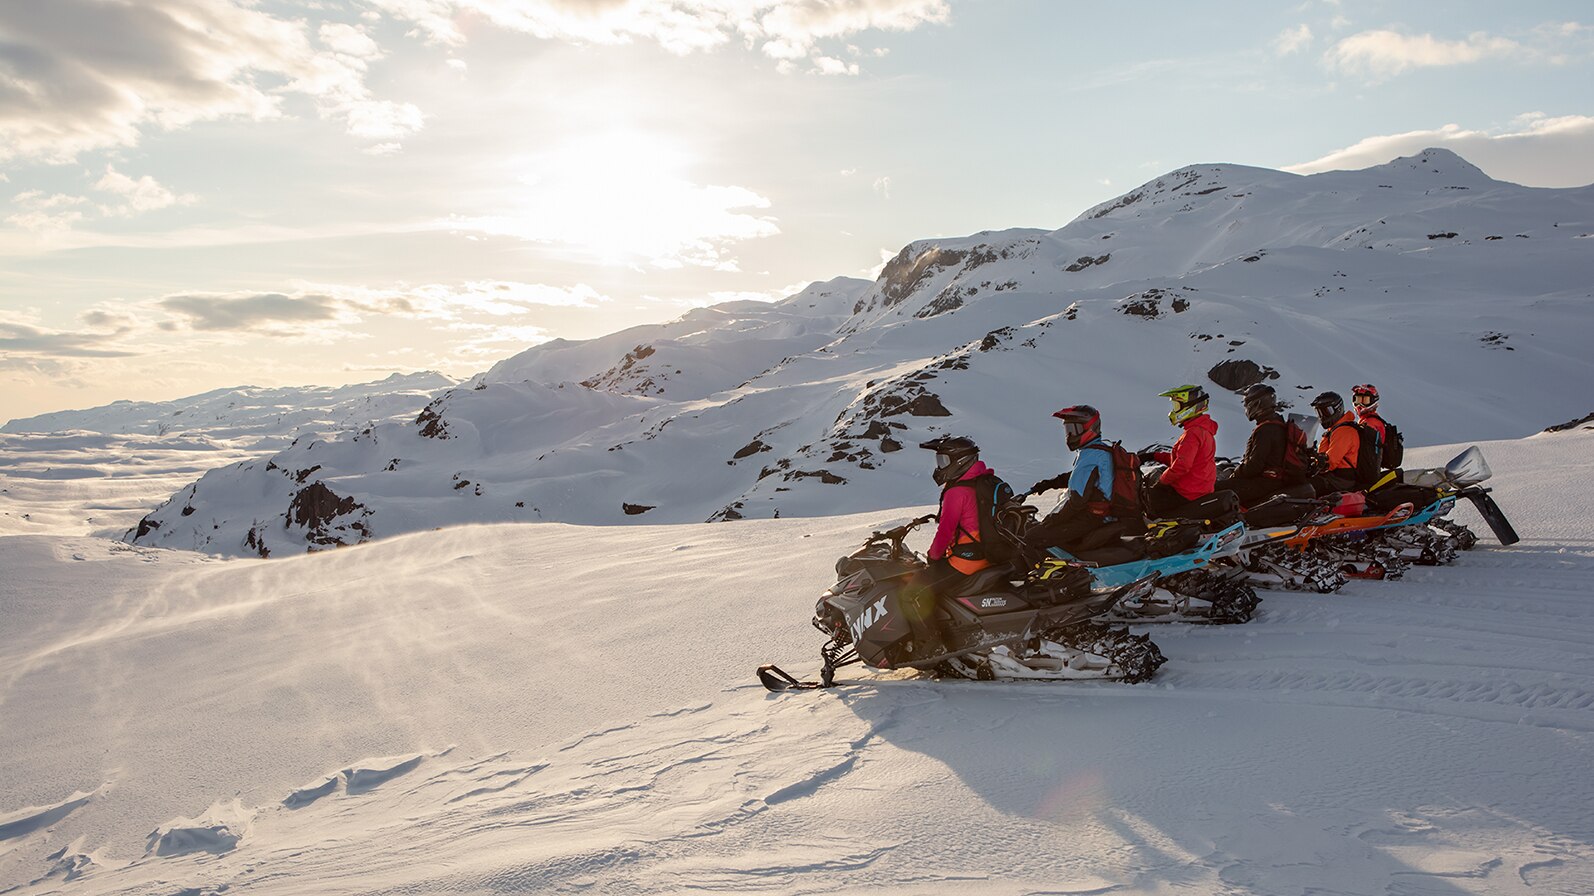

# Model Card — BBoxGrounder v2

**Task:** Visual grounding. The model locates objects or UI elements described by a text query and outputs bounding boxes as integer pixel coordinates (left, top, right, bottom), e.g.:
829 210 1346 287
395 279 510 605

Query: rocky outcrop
1207 359 1280 393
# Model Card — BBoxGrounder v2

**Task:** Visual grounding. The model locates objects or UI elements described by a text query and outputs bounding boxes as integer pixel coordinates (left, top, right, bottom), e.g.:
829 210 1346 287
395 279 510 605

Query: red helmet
1352 383 1379 414
1053 404 1100 451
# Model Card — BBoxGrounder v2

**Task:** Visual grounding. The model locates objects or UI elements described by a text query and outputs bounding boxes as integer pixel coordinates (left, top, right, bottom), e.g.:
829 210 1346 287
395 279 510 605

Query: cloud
872 175 891 198
94 166 197 217
1274 24 1313 56
1326 29 1519 77
366 0 949 73
1286 114 1594 187
5 190 89 233
0 316 141 359
0 1 419 163
159 292 353 335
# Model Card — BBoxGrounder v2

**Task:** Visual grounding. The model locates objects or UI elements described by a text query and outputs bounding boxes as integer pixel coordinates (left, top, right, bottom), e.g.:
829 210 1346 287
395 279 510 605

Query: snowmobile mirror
1444 446 1492 486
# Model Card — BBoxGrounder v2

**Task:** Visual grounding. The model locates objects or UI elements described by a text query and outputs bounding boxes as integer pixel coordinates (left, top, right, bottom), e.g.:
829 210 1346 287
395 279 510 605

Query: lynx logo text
849 597 889 643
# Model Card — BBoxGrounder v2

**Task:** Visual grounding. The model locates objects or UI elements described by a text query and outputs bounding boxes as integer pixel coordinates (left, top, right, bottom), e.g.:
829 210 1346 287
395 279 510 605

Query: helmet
1052 404 1101 451
1311 391 1345 427
1159 384 1209 426
919 435 979 486
1352 383 1379 415
1241 383 1278 422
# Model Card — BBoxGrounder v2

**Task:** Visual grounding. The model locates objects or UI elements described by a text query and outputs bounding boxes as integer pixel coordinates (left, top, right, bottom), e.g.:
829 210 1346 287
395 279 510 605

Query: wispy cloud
1273 24 1313 56
94 166 197 217
1326 29 1519 78
364 0 949 74
1286 114 1594 187
0 1 420 163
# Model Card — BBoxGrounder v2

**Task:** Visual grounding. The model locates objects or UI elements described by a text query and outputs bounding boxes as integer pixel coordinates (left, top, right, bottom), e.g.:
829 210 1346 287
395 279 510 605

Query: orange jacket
1318 412 1361 472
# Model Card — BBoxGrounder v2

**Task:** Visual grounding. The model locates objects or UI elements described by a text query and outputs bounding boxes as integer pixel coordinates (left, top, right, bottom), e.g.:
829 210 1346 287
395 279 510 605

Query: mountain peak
1360 147 1494 184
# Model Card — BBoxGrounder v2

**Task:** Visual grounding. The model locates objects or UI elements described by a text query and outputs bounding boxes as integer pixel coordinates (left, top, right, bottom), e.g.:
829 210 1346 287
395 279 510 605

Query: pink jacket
929 460 991 560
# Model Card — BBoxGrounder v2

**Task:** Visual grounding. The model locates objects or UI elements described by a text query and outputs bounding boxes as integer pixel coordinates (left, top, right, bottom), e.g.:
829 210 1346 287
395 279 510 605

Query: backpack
1380 420 1404 469
1082 441 1144 525
950 473 1019 564
1260 418 1313 483
1330 420 1383 487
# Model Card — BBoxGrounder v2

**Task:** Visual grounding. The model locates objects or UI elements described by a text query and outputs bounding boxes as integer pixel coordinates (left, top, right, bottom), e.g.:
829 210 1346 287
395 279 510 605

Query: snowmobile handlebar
863 514 938 557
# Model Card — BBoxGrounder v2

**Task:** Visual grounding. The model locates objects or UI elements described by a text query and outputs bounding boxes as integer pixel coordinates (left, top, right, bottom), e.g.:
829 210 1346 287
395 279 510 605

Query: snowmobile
1223 495 1350 593
1025 514 1261 624
757 514 1167 692
1361 445 1519 560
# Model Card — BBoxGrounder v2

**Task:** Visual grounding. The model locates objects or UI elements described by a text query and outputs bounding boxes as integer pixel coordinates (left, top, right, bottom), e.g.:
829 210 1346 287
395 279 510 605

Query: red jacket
1153 413 1217 500
929 461 991 573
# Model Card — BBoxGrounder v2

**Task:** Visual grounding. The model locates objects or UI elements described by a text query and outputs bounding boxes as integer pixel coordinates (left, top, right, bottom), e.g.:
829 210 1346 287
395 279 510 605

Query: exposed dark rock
1171 296 1190 313
134 516 160 539
1427 232 1458 240
416 400 450 439
880 437 903 453
1545 411 1594 433
622 503 656 515
789 469 848 485
294 465 322 483
732 439 770 460
878 246 967 308
244 524 270 559
1207 359 1280 392
1480 331 1513 350
901 393 951 417
1064 253 1111 272
286 481 366 547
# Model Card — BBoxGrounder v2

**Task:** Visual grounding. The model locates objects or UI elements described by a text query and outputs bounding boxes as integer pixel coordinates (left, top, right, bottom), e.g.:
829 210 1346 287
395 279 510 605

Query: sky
2 0 1592 423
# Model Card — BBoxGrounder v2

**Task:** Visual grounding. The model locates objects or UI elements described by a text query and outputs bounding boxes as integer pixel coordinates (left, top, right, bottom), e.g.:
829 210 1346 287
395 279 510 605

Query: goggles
1064 421 1089 441
935 453 953 469
1352 393 1376 407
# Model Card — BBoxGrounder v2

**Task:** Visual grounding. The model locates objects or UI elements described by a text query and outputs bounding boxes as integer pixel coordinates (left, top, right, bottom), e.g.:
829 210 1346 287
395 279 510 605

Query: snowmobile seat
945 564 1020 598
1243 494 1325 528
1147 490 1240 531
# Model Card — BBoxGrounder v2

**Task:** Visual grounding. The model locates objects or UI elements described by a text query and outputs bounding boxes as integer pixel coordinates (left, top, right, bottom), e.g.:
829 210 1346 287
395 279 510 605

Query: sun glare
468 130 777 268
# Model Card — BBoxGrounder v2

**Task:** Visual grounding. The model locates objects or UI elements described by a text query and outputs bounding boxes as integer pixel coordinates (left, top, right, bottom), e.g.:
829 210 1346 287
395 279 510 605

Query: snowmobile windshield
1444 446 1492 486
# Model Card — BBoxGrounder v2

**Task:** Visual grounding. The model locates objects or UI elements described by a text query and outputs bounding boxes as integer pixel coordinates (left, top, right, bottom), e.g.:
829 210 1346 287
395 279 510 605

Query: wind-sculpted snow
3 433 1594 892
127 148 1594 555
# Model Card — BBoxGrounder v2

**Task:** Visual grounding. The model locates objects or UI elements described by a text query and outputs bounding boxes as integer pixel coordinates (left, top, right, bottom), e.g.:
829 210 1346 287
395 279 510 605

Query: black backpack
1081 441 1144 525
1331 420 1383 487
950 472 1019 564
1381 420 1404 469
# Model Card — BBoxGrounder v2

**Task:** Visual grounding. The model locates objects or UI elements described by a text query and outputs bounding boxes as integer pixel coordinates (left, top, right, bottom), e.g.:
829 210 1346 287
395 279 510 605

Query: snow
2 430 1593 894
99 149 1594 557
3 147 1593 893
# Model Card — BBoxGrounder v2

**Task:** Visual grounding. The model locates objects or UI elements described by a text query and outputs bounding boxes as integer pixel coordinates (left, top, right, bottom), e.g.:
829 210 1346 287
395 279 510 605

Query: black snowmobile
758 514 1166 692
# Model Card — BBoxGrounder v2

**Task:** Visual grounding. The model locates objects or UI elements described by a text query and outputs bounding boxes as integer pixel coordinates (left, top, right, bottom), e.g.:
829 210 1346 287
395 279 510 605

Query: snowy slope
2 431 1592 894
126 149 1594 556
2 371 456 443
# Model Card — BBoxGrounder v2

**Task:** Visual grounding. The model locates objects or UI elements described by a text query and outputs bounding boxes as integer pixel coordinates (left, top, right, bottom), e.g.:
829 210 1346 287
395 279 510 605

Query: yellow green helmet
1159 384 1209 425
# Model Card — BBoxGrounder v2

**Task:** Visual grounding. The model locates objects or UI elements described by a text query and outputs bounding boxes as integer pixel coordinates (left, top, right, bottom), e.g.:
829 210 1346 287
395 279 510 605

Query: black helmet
1242 383 1278 421
1052 404 1101 451
920 435 979 486
1311 391 1345 427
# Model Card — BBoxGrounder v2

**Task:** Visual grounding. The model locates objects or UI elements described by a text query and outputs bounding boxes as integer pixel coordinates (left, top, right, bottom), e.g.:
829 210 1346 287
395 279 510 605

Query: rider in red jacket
1145 385 1218 519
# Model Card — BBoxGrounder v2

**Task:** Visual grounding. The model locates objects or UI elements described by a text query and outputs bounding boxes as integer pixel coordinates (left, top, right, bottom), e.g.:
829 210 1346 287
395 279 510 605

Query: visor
935 453 953 469
1352 393 1376 407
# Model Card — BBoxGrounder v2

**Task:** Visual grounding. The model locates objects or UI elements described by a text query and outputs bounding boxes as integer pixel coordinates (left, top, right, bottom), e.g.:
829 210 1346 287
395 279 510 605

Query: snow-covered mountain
128 149 1594 557
3 371 457 445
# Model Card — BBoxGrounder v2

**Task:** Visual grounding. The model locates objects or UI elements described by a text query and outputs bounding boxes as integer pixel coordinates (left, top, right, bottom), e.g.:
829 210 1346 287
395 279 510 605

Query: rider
1310 390 1363 495
1218 383 1309 506
902 436 995 658
1352 383 1387 444
1143 385 1218 519
1026 405 1142 553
